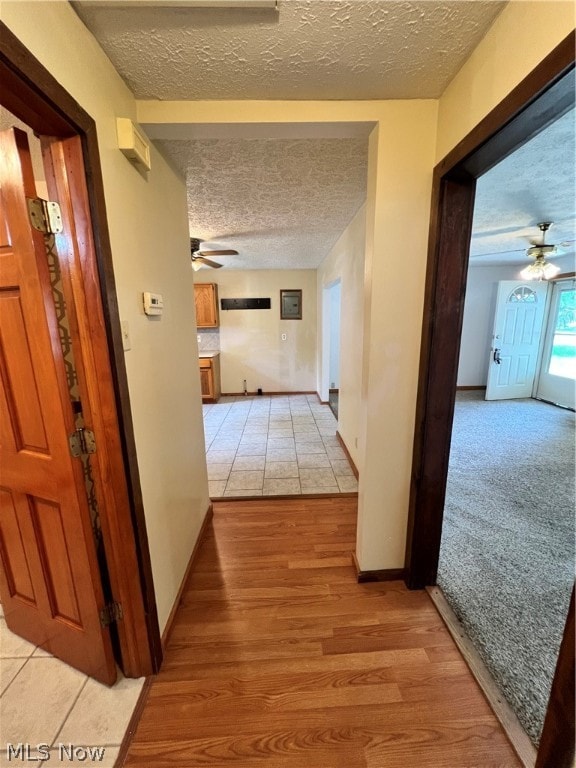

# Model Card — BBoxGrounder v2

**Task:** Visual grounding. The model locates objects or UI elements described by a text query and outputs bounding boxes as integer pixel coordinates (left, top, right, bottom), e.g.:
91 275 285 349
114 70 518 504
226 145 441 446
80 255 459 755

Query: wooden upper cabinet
194 283 219 328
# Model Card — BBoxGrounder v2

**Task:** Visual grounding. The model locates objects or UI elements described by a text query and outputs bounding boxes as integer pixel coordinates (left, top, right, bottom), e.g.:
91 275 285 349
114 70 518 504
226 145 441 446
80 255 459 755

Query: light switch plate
120 320 131 351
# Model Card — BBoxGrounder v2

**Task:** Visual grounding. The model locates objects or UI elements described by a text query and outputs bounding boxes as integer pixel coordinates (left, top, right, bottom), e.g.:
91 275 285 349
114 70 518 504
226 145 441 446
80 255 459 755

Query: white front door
535 278 576 409
485 281 548 401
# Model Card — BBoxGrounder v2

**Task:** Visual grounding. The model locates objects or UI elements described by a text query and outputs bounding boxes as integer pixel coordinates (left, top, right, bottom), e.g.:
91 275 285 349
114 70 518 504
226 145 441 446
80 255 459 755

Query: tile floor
203 394 359 498
0 605 143 767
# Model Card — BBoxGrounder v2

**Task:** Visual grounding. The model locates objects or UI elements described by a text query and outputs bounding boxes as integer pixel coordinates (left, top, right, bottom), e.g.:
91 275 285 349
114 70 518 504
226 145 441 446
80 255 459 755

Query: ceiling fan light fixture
520 256 560 281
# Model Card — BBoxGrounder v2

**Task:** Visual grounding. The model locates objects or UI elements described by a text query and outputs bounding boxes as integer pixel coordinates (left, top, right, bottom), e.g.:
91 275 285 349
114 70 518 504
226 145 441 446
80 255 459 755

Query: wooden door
0 128 117 685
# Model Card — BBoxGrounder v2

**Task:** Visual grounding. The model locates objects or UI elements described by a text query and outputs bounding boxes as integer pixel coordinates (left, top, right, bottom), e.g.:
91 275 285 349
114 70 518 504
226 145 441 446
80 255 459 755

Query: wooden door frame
405 30 575 768
0 22 162 676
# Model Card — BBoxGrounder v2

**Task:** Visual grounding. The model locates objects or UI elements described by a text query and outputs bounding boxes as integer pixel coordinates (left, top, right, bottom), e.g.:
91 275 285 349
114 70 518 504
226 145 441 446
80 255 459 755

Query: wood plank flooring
122 498 521 767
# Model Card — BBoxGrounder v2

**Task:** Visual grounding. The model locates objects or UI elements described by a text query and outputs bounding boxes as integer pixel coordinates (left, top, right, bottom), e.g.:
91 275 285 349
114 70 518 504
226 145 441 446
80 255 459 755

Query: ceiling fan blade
193 255 223 269
197 249 238 256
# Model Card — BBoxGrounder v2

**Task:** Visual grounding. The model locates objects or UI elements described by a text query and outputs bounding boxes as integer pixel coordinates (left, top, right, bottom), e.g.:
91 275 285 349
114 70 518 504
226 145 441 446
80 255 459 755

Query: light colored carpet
437 391 575 746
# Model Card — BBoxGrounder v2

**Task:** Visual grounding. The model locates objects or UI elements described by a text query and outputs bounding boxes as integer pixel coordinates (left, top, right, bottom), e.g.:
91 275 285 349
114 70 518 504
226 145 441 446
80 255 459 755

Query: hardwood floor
122 498 521 767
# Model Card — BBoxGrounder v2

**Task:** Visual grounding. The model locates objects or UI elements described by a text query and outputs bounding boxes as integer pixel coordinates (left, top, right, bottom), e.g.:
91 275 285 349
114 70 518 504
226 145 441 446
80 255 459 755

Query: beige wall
1 0 210 633
142 99 439 571
317 205 366 469
436 0 575 161
195 270 317 393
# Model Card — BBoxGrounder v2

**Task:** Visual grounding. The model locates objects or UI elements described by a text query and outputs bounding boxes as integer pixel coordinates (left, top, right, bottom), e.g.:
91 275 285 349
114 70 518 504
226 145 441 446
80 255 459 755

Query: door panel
0 127 116 684
486 281 548 400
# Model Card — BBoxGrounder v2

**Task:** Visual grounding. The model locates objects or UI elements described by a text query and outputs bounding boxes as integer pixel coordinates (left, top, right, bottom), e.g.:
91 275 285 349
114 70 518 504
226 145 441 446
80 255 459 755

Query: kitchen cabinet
199 354 221 403
194 283 219 328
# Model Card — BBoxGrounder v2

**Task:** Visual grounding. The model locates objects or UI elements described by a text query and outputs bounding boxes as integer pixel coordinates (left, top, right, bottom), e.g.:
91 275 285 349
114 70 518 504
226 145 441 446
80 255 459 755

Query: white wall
317 205 366 469
195 270 317 393
2 0 210 633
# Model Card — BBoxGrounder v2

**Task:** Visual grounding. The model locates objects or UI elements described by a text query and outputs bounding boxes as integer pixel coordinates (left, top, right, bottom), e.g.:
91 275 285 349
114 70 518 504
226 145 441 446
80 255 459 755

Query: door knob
493 348 502 364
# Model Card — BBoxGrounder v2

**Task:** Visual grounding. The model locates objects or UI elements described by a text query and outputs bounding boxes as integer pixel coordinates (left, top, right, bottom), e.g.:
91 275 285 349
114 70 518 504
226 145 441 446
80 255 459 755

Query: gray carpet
437 391 575 746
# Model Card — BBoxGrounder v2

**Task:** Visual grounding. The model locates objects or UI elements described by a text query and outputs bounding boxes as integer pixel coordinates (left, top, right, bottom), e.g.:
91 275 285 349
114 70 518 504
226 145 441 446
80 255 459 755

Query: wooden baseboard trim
116 675 153 767
456 385 487 391
352 552 406 583
427 586 537 768
222 390 317 397
336 431 359 480
211 492 358 502
160 503 213 651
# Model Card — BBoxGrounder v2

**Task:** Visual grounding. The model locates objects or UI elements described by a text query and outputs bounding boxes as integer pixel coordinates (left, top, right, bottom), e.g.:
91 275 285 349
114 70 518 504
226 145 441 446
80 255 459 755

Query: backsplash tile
198 329 220 352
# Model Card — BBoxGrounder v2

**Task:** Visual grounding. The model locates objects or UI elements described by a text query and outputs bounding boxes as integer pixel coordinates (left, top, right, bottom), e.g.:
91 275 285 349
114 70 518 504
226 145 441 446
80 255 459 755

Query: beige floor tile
206 450 237 463
264 461 299 479
207 463 232 480
325 446 347 460
293 424 320 434
295 443 328 455
39 745 119 767
223 489 263 497
33 646 53 657
208 480 227 497
331 459 355 476
337 475 359 492
0 657 25 696
262 479 301 495
267 427 294 438
236 444 268 456
267 437 295 450
297 453 332 469
299 468 338 488
226 471 264 491
266 449 297 462
0 658 86 745
0 619 36 658
57 673 144 746
232 456 266 471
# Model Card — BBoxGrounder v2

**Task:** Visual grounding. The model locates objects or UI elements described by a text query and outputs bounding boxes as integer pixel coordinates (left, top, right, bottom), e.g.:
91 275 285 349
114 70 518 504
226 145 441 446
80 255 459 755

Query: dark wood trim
210 492 358 501
535 587 575 768
0 21 161 674
336 431 359 480
405 31 575 768
406 34 575 590
553 272 576 280
456 385 487 391
352 553 406 584
115 676 153 768
161 504 213 651
428 587 536 768
437 31 575 176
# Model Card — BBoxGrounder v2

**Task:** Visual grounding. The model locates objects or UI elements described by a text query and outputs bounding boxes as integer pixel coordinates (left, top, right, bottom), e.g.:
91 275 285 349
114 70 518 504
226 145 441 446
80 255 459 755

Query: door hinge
99 601 123 627
69 427 97 457
27 197 63 235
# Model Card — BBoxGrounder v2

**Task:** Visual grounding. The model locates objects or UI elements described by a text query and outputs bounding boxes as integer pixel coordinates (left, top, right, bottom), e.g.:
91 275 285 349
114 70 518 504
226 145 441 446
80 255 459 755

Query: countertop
199 351 220 358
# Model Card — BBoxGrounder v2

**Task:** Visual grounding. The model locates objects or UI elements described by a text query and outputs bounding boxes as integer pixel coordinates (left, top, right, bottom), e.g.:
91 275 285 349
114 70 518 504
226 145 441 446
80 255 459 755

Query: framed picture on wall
280 289 302 319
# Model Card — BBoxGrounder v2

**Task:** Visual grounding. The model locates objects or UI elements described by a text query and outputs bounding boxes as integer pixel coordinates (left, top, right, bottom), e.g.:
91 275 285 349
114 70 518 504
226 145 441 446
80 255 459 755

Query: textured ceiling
72 0 506 101
158 136 368 268
470 107 576 267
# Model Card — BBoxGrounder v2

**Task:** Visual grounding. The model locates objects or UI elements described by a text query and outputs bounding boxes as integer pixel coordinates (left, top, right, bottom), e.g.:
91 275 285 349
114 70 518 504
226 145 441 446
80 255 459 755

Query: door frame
0 22 162 676
405 30 575 767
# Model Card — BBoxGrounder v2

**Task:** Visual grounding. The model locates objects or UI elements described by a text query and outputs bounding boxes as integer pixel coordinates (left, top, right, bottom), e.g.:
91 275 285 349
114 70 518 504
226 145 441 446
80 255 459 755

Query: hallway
203 395 358 498
122 497 520 767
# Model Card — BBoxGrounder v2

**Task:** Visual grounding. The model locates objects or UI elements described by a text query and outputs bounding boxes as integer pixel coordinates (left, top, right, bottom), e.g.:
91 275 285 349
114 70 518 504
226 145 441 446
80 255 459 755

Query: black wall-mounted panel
221 298 271 310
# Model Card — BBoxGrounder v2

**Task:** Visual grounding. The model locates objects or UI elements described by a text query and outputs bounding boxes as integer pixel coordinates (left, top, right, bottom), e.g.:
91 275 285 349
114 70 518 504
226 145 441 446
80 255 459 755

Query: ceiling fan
190 238 238 270
521 222 562 280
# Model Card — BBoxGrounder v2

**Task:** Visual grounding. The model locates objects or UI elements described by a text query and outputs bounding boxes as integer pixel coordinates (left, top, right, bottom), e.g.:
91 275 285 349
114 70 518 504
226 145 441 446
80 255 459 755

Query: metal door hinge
27 197 63 234
100 601 123 627
69 427 96 457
